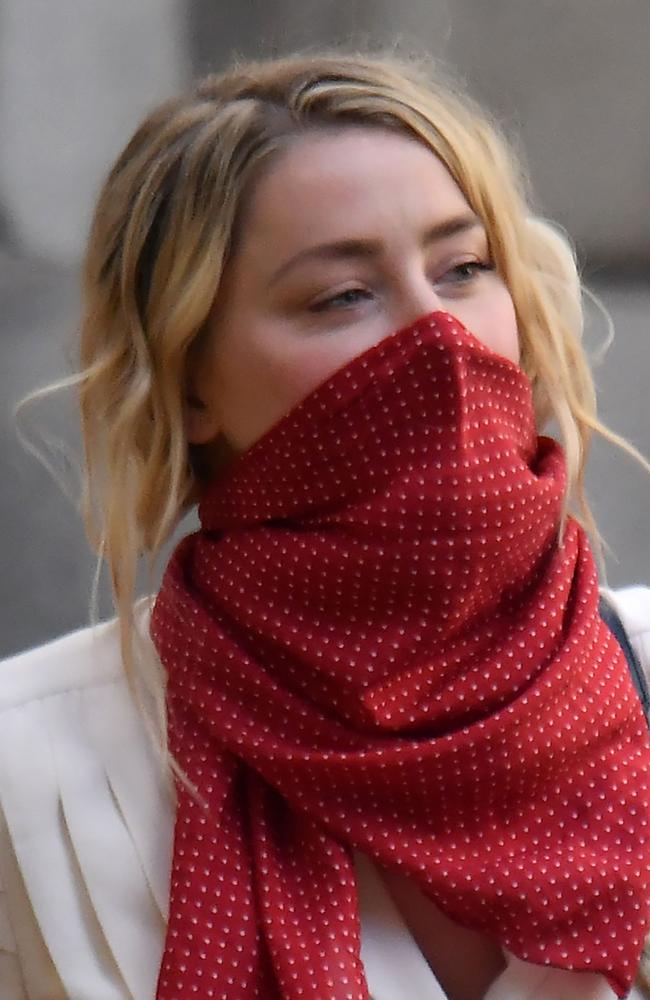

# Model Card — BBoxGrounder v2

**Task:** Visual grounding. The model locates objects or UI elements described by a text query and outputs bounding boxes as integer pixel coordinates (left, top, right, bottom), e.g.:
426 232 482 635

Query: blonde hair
17 50 650 790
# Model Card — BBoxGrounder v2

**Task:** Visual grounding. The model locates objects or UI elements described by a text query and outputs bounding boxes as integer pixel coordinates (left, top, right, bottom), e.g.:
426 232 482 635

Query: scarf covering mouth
151 310 650 998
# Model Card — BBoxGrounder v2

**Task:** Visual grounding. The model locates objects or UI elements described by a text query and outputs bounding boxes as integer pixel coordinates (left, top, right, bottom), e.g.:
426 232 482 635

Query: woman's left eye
441 261 493 284
309 288 372 312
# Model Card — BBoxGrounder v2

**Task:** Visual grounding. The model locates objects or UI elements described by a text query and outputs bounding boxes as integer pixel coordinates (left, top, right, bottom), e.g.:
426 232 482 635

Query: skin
185 126 514 997
186 126 519 457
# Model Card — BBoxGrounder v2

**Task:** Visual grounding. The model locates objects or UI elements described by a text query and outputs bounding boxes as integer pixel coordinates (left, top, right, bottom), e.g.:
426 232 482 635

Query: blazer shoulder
0 596 153 712
601 584 650 679
602 584 650 638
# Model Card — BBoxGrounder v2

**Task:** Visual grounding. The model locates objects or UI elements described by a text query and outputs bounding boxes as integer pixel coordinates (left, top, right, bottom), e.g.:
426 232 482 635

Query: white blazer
0 586 649 1000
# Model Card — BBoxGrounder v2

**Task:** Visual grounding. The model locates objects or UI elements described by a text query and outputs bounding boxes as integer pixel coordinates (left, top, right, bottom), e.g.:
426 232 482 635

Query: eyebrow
267 213 485 287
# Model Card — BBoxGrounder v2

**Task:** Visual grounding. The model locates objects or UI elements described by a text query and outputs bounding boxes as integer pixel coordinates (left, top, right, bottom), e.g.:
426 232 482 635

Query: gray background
1 1 649 657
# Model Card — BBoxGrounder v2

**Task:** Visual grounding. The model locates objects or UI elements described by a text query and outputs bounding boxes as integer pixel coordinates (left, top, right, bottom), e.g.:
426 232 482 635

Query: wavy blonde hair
18 50 650 790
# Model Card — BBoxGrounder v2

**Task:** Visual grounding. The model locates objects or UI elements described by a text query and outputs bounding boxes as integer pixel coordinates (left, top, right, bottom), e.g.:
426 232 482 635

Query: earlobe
185 395 221 445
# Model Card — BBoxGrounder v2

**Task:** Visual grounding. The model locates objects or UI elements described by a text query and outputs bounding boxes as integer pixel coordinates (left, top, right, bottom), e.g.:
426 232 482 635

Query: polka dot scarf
151 311 650 998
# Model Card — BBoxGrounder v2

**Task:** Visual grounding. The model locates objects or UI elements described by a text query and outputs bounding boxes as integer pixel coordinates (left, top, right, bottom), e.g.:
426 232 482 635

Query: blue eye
310 288 372 312
443 261 493 283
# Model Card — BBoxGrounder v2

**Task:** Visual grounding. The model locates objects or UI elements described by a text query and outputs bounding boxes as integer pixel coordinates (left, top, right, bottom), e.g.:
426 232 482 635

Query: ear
185 392 221 445
185 331 223 445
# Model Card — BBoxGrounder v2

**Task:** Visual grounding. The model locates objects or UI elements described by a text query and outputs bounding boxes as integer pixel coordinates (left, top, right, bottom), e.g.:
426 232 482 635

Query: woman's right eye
309 288 372 312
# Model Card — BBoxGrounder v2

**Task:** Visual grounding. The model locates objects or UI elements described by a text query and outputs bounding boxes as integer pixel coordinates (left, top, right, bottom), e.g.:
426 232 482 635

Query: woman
2 49 650 1000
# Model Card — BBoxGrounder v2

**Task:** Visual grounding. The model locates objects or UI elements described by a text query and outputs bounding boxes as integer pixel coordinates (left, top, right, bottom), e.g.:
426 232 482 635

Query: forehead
237 127 472 255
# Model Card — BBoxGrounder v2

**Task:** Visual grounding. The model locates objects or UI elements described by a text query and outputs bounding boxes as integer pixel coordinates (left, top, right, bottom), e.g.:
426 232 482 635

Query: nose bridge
393 262 443 329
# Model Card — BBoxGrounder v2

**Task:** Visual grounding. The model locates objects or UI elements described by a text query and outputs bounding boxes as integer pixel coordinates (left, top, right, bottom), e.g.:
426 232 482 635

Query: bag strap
599 593 650 728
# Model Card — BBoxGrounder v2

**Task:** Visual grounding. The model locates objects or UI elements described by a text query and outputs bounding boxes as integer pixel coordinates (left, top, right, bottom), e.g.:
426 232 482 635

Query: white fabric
0 586 648 999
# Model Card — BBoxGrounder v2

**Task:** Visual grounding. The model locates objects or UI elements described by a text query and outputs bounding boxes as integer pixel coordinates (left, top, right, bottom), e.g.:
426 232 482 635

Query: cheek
470 288 520 366
262 338 364 407
221 323 366 430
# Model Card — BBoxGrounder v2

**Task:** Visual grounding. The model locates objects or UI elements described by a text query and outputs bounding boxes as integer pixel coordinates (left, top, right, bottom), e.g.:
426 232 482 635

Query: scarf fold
152 310 650 999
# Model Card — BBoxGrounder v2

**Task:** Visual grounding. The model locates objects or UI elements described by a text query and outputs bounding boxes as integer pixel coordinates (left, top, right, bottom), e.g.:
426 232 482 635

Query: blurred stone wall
0 0 189 261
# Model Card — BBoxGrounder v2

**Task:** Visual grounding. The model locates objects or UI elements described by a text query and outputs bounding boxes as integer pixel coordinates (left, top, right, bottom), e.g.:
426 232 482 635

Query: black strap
599 594 650 728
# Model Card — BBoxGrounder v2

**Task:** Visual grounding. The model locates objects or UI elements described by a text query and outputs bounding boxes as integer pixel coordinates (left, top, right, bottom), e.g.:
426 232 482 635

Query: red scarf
152 310 650 998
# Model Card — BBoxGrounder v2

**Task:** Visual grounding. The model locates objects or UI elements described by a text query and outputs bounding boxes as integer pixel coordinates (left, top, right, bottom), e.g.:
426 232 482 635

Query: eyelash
309 261 494 312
